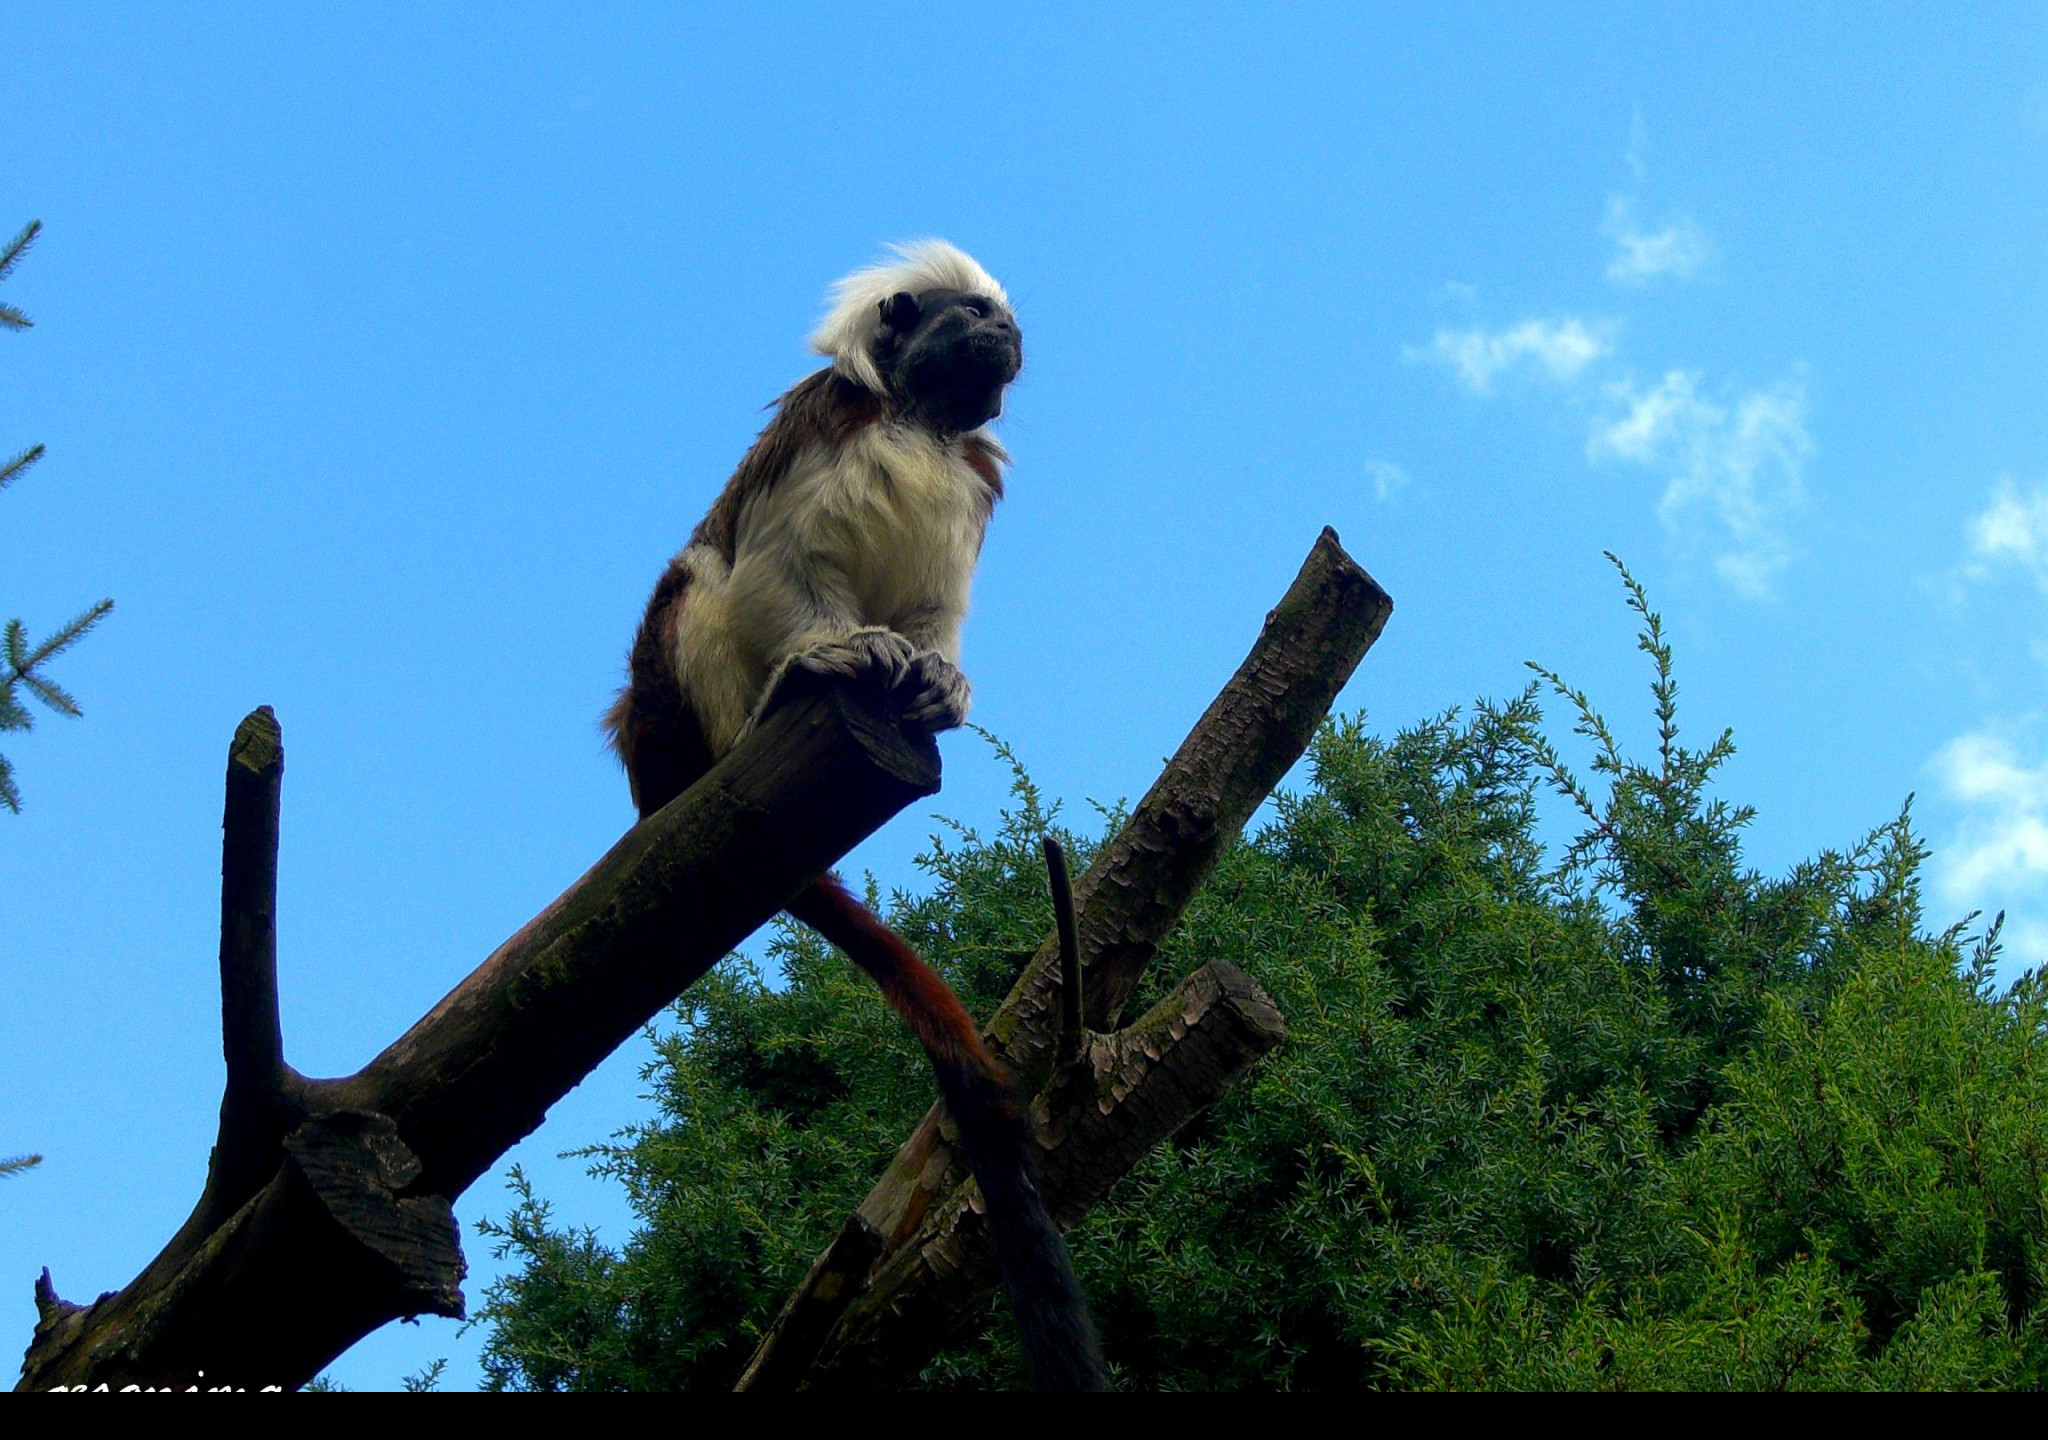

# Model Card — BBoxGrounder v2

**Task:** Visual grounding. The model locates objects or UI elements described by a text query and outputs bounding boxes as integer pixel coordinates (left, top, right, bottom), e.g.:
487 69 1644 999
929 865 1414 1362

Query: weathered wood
21 527 1391 1393
18 672 941 1392
212 707 300 1217
219 707 287 1113
335 668 943 1199
733 1213 888 1392
1046 837 1083 1068
992 527 1389 1068
32 710 329 1388
778 960 1288 1390
740 528 1390 1387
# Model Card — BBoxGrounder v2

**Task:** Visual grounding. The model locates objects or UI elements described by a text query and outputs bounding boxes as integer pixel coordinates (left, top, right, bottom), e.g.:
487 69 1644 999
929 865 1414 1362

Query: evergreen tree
1 218 113 813
478 567 2048 1391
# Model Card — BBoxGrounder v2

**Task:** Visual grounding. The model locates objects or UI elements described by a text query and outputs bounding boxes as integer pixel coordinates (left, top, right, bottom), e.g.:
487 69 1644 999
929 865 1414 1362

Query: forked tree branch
738 528 1392 1389
18 671 943 1392
19 528 1391 1393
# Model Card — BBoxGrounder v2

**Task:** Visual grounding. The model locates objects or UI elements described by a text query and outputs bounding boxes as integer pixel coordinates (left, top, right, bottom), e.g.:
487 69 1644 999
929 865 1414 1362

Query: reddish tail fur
785 873 1108 1391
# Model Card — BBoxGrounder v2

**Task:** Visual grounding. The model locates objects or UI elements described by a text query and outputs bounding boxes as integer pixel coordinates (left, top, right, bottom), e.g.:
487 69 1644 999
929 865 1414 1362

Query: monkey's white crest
810 240 1012 396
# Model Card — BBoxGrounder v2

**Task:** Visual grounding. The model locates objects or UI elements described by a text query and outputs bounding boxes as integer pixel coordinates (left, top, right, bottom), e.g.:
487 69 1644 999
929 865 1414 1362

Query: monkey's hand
902 650 972 731
788 626 917 687
751 628 968 738
748 626 919 738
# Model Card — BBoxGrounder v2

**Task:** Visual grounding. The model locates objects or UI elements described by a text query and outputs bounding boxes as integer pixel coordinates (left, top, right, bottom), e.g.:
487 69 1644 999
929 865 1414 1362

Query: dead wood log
737 528 1391 1389
793 961 1287 1390
18 671 941 1392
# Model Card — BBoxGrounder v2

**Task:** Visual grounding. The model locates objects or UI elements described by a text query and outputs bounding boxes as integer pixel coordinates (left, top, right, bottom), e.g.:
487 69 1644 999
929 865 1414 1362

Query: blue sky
4 4 2045 1390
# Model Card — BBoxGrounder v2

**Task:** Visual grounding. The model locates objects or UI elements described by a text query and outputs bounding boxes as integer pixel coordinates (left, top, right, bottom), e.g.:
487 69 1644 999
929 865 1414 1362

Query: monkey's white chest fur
676 424 992 755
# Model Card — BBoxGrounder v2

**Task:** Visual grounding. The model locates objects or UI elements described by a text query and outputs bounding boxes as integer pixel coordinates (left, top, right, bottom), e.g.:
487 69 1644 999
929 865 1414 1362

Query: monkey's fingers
901 652 972 731
792 626 917 687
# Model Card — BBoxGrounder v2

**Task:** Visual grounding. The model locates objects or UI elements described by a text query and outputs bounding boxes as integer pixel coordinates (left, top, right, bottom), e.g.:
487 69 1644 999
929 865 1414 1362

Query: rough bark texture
18 672 941 1392
737 528 1392 1389
782 961 1288 1390
19 527 1392 1394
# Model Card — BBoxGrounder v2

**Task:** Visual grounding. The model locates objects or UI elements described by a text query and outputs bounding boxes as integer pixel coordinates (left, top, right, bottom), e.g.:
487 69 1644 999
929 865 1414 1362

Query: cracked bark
19 528 1391 1393
737 529 1392 1389
18 672 941 1392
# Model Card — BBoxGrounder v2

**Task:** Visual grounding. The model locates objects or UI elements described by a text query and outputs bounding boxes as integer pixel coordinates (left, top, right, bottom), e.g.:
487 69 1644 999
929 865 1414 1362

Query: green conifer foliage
2 219 113 812
479 572 2048 1391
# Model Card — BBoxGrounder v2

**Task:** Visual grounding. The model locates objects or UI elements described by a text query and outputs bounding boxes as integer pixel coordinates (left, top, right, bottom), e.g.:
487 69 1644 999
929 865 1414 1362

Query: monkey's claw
902 651 972 731
792 626 917 687
759 629 968 734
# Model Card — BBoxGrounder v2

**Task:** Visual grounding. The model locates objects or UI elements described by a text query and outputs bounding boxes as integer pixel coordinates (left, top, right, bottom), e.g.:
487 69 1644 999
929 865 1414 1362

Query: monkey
605 242 1107 1391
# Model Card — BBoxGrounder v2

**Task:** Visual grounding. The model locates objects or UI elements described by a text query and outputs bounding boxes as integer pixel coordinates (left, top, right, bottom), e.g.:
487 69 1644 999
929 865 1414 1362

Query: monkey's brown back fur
605 252 1106 1387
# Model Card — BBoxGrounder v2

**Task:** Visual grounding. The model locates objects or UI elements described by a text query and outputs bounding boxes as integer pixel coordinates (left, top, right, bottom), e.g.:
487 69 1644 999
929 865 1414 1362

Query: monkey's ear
879 291 920 335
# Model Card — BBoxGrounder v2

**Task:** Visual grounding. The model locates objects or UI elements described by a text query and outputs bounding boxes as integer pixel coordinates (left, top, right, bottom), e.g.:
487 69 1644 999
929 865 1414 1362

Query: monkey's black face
873 287 1022 435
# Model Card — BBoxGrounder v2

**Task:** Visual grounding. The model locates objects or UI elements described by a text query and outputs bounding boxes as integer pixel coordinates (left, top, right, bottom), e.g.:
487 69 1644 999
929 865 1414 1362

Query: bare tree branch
18 670 942 1392
17 527 1392 1393
739 527 1391 1389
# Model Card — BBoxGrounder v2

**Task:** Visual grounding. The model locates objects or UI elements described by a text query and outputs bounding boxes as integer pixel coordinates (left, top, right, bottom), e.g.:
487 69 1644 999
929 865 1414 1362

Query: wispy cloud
1588 370 1811 598
1603 197 1713 286
1932 726 2048 968
1960 476 2048 589
1405 318 1613 396
1364 459 1410 502
1402 131 1805 601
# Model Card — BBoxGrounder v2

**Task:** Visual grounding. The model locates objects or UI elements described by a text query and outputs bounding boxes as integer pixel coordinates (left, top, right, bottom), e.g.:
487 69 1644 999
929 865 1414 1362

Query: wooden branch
994 527 1390 1064
740 528 1391 1388
1045 837 1083 1068
220 708 285 1098
214 707 295 1205
18 672 941 1392
334 666 942 1200
740 959 1287 1390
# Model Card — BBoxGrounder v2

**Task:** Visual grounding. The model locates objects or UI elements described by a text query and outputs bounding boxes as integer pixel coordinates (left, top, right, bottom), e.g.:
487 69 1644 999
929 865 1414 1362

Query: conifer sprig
3 218 112 812
0 444 44 493
0 218 40 329
0 600 117 812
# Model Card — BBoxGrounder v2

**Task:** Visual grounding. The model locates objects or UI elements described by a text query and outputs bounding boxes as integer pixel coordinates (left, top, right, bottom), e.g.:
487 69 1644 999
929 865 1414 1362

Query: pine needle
1 217 106 814
19 669 78 717
0 444 44 492
21 599 113 670
0 219 39 284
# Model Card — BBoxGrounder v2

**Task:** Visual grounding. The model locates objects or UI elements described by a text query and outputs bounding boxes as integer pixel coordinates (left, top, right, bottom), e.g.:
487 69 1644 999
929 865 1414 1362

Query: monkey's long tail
786 873 1109 1392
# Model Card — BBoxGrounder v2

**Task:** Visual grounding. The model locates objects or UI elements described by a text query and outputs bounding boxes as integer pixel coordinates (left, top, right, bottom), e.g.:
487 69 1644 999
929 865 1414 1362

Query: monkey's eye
879 292 920 334
961 297 992 318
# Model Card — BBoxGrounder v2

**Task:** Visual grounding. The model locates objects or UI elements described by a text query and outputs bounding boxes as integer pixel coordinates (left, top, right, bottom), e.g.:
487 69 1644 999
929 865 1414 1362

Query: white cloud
1625 110 1650 181
1604 197 1713 286
1402 177 1804 601
1406 317 1613 396
1961 477 2048 588
1364 460 1410 502
1588 370 1811 599
1932 726 2048 969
